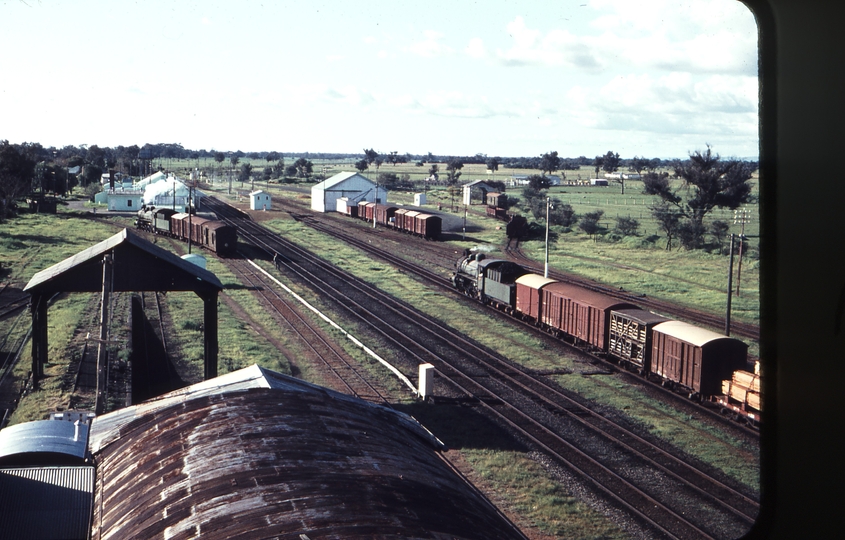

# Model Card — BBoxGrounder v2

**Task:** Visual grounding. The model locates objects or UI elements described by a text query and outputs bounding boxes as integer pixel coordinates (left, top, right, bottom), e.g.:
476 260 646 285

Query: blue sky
0 0 758 159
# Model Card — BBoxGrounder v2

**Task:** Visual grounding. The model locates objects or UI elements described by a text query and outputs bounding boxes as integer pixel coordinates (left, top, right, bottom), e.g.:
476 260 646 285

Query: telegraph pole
725 234 735 336
734 208 750 297
544 197 551 278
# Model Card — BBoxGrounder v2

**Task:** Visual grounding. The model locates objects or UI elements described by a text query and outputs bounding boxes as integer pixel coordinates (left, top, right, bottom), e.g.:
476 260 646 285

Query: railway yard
0 188 761 539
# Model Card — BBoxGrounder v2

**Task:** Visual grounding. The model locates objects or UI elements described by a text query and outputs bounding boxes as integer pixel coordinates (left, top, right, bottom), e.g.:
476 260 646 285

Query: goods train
452 251 761 424
135 206 237 256
335 200 442 240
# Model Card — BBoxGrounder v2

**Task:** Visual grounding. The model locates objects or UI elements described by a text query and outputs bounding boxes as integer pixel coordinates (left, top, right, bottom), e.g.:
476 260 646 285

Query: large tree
293 157 313 178
643 146 755 249
601 151 622 192
445 159 463 184
0 140 37 220
539 151 561 177
486 156 500 175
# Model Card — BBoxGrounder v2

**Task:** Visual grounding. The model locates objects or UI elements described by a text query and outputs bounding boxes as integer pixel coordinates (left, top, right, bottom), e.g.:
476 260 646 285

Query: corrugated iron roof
0 420 89 466
0 466 94 540
90 366 523 540
23 228 223 293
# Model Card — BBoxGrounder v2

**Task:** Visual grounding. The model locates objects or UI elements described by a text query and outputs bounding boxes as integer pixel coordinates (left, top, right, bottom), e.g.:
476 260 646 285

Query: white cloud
408 30 453 58
494 3 756 76
565 72 758 138
326 54 344 62
465 37 486 59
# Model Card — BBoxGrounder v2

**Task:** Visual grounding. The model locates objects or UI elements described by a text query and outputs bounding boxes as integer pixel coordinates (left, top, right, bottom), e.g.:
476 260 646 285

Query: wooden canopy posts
23 229 224 393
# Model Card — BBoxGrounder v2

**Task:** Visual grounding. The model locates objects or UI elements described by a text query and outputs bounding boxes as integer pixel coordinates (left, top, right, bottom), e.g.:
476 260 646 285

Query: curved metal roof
515 273 557 289
90 366 523 539
0 420 89 466
652 320 746 347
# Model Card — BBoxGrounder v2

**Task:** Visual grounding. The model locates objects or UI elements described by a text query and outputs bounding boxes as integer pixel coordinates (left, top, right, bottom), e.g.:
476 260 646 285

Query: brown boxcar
403 211 421 234
608 309 671 372
170 213 191 241
205 221 237 255
539 282 638 350
650 320 748 397
393 208 410 230
415 214 441 239
514 274 557 323
374 204 398 227
358 201 375 221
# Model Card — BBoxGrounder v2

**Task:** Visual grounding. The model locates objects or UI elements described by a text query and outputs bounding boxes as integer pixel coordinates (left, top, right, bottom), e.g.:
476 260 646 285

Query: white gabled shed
250 190 272 211
311 171 386 213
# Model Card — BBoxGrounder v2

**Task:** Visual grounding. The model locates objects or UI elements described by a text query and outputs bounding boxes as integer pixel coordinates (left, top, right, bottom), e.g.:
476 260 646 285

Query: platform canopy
24 228 223 295
23 228 223 384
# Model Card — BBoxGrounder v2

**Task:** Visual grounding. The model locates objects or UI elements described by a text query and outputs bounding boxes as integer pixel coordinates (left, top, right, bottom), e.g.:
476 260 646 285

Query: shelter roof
24 228 223 295
312 171 372 190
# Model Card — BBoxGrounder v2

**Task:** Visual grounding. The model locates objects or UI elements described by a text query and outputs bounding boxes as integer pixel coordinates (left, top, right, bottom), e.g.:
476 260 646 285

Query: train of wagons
335 199 442 240
135 206 238 256
452 251 762 424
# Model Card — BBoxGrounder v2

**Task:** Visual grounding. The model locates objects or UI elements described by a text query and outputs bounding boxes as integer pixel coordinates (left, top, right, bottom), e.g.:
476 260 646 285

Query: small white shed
250 190 272 211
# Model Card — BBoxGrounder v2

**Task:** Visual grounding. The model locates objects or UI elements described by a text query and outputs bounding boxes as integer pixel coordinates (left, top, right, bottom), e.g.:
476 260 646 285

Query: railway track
206 196 759 539
224 255 392 405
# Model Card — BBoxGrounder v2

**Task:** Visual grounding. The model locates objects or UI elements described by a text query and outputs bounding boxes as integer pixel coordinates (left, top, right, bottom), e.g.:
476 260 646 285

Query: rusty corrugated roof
91 367 523 539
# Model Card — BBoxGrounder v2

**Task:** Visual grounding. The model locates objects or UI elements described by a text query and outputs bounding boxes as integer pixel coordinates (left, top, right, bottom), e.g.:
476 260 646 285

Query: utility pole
725 234 735 336
96 254 113 415
734 208 750 297
544 197 551 278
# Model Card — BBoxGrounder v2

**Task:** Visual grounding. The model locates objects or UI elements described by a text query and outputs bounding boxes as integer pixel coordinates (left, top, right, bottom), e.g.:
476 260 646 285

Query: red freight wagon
650 320 748 397
170 213 191 241
374 204 398 227
358 202 376 222
540 282 638 350
403 211 421 234
393 208 410 230
205 220 237 255
415 214 441 239
514 274 557 323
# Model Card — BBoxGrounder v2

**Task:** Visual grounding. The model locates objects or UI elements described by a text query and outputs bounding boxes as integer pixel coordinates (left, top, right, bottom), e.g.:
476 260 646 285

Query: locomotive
452 251 760 422
135 205 237 256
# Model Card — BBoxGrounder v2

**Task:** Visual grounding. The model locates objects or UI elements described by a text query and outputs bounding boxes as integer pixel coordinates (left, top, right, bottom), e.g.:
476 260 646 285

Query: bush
615 216 640 236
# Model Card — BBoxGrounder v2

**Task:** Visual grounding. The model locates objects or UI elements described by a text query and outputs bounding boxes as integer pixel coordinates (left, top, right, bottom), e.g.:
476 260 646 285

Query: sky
0 0 759 160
